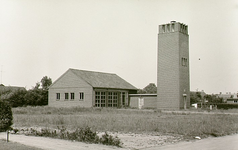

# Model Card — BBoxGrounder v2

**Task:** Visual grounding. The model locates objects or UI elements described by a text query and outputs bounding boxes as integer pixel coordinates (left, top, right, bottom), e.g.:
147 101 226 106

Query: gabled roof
70 68 137 90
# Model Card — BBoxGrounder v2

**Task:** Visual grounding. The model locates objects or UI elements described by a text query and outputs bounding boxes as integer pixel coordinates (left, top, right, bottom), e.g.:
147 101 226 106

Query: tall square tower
157 21 190 110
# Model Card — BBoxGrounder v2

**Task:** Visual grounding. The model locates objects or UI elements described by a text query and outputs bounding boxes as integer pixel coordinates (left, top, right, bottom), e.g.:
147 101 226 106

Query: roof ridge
69 68 116 75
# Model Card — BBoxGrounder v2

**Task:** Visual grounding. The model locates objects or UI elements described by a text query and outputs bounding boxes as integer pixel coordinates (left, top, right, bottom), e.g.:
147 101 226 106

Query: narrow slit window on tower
180 24 183 32
182 58 188 67
162 25 165 33
167 24 170 32
171 24 175 32
184 26 187 34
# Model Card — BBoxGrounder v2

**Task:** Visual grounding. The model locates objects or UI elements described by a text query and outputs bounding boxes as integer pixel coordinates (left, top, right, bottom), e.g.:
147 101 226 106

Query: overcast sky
0 0 238 94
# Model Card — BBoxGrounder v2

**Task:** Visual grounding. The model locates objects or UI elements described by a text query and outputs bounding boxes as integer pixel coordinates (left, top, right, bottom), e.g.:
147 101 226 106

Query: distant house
0 85 26 99
218 92 235 103
227 98 238 104
48 68 137 107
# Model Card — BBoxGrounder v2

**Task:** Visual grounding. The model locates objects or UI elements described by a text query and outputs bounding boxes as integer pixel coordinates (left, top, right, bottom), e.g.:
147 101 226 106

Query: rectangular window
121 92 125 106
95 91 106 107
71 93 75 100
101 92 106 107
113 92 118 107
56 93 60 100
182 57 188 67
95 92 100 107
108 92 113 107
79 92 84 100
65 93 69 100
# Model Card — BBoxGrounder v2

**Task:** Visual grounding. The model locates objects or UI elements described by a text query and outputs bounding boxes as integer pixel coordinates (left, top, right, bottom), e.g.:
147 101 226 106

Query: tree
190 91 202 104
24 76 52 106
41 76 52 90
137 89 146 94
7 89 27 107
143 83 157 94
137 83 157 94
0 100 13 131
204 94 223 103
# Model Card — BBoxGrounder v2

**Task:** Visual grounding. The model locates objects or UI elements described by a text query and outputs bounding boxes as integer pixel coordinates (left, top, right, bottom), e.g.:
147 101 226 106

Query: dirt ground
105 132 184 149
0 131 184 150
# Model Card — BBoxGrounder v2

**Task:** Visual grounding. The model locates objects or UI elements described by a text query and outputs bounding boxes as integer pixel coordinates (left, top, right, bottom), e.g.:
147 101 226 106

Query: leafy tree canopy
138 83 157 94
0 100 13 131
41 76 52 90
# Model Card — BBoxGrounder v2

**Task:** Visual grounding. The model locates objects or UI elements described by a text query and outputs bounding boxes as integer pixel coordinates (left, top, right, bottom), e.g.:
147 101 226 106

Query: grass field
12 106 238 138
0 139 43 150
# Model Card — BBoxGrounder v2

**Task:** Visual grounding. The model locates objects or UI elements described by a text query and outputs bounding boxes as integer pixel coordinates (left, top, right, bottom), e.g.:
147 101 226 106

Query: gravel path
0 132 127 150
0 132 183 150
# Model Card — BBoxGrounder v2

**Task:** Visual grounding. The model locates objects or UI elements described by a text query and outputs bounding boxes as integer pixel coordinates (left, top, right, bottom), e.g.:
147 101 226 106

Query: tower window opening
180 24 183 32
184 26 187 34
171 24 175 32
182 57 188 67
167 24 170 32
162 25 165 33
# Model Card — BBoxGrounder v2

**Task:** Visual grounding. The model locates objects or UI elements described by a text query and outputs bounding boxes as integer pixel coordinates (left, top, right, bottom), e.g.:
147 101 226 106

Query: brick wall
157 31 180 109
179 32 190 109
130 96 157 109
157 22 190 110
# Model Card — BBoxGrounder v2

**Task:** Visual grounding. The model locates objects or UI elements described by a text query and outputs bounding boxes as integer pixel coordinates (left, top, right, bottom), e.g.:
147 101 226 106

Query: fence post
6 130 10 142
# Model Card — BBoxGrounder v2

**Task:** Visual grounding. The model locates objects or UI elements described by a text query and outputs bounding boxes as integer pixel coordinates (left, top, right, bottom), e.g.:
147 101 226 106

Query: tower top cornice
159 21 188 35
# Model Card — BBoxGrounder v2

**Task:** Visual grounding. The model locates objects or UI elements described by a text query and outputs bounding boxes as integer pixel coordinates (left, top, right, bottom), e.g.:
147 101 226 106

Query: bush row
14 126 122 147
216 103 238 110
2 89 48 107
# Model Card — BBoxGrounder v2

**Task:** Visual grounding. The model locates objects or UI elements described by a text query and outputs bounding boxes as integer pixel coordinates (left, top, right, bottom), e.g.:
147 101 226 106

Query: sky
0 0 238 94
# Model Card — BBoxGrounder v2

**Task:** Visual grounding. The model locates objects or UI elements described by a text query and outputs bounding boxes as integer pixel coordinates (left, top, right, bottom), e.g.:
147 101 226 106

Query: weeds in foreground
18 126 122 147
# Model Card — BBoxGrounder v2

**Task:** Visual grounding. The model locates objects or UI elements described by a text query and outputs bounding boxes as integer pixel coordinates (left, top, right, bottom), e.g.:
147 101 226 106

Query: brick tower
157 21 190 110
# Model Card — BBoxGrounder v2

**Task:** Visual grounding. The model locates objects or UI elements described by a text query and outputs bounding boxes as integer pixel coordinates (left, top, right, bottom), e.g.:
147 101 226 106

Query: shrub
216 104 238 109
0 100 13 132
21 126 122 147
100 132 121 147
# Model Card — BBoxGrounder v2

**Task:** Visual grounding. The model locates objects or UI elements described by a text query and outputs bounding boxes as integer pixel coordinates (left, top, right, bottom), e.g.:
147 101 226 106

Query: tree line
0 76 52 107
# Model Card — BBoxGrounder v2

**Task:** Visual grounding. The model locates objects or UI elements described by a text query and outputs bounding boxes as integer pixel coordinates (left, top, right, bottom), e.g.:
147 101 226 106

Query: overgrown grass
12 106 238 138
0 139 43 150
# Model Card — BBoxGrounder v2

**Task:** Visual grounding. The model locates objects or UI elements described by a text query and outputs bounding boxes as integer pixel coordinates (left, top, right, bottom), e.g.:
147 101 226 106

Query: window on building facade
108 92 113 107
65 93 69 100
101 92 106 107
121 92 126 106
95 91 106 107
113 92 118 107
56 93 60 100
95 91 118 107
71 93 75 100
79 92 84 100
182 57 188 67
95 92 100 107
